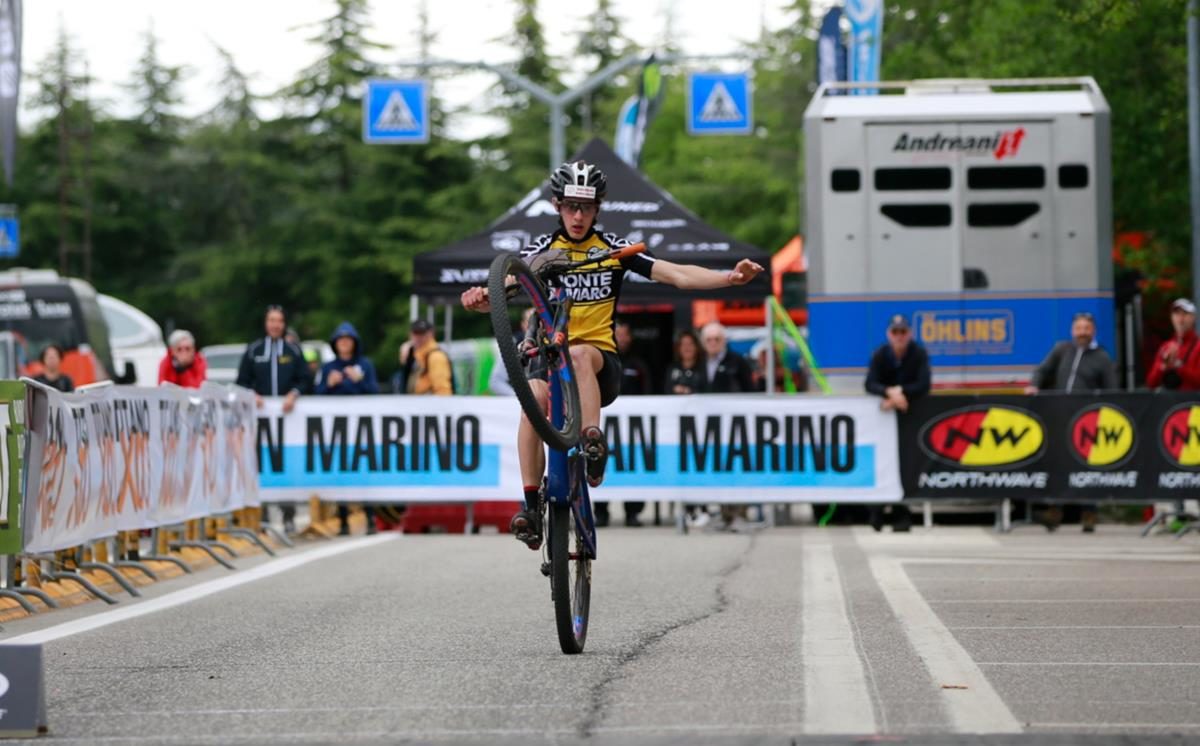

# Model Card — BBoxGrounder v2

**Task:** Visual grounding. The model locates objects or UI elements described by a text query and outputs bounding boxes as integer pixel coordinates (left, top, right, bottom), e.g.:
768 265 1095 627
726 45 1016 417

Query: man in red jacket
158 330 208 388
1147 298 1200 391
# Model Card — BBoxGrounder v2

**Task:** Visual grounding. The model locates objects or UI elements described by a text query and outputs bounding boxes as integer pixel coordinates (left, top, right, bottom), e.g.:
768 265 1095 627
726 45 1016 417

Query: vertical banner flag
817 6 848 93
0 0 19 185
846 0 883 95
614 54 664 167
614 96 640 166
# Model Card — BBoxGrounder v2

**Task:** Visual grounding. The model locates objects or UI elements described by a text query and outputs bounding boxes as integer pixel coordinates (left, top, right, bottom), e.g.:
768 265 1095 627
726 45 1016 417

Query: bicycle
487 241 646 654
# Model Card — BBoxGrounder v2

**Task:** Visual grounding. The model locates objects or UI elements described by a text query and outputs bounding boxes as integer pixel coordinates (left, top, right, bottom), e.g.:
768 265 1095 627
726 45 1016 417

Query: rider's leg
518 378 550 488
513 379 551 548
569 344 604 430
570 344 609 489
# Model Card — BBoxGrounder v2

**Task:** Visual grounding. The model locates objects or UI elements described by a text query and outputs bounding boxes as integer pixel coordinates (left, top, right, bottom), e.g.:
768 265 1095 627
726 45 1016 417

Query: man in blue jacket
317 321 379 535
238 305 312 534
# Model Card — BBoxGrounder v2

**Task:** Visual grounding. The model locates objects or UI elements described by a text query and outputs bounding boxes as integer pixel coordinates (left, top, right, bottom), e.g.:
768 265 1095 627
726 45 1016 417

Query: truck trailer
803 78 1112 391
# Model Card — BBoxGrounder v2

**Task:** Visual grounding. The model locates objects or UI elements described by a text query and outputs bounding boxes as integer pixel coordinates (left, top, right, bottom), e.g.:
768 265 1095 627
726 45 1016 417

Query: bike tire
488 253 582 451
549 502 590 654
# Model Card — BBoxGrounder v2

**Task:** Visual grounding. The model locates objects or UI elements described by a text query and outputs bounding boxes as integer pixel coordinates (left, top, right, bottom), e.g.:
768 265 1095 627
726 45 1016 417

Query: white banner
22 382 258 554
256 395 901 504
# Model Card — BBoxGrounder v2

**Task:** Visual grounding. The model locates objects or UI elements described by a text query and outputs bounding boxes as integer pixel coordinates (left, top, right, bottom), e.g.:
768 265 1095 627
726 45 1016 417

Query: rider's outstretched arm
649 258 764 290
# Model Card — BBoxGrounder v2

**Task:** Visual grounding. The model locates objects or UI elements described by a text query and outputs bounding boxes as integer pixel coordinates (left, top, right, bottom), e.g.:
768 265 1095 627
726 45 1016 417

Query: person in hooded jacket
316 321 379 535
316 322 379 396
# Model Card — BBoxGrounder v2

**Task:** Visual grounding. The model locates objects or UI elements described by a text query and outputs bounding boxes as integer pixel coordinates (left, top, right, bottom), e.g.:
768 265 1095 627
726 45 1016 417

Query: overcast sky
21 0 807 138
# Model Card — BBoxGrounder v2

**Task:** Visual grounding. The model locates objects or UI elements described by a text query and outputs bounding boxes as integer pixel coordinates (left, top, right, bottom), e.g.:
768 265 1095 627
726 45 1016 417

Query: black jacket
1032 341 1117 392
704 350 755 393
665 363 705 394
865 343 931 400
236 337 312 396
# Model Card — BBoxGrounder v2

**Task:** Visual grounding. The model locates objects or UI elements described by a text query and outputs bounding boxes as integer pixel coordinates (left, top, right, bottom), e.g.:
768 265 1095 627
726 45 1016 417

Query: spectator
665 330 705 395
158 330 207 388
237 305 311 534
1146 298 1200 391
489 308 536 396
615 321 651 396
33 344 74 393
1025 311 1116 533
303 347 321 382
1025 311 1117 394
698 321 756 530
667 330 709 527
400 319 453 395
700 321 755 393
599 320 651 528
864 314 931 532
317 321 379 536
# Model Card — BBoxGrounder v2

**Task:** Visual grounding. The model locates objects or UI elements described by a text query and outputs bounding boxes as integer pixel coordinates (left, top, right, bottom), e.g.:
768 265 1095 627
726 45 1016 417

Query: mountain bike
487 242 645 654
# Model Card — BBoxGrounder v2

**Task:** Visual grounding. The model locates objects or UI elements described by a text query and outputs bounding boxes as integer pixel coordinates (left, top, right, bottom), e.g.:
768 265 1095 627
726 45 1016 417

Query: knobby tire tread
487 254 581 451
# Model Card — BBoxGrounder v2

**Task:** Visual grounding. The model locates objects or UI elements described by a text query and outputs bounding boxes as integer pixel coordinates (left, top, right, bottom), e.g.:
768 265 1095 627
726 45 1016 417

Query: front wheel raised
487 253 581 451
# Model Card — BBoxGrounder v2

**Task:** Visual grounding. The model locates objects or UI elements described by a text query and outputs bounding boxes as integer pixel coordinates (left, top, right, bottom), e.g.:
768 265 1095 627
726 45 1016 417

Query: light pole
1190 0 1200 307
427 54 647 170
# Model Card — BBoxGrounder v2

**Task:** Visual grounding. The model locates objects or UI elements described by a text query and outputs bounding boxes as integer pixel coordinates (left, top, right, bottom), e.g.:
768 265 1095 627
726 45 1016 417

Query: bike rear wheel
549 502 590 654
488 253 581 451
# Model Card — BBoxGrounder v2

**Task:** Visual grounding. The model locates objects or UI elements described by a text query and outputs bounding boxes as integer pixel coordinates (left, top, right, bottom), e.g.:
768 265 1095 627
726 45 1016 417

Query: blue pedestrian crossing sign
0 215 17 258
363 79 429 144
686 72 753 135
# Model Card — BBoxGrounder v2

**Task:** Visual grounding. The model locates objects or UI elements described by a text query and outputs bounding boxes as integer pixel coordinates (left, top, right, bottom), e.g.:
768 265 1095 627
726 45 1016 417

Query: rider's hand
728 259 765 286
461 286 490 313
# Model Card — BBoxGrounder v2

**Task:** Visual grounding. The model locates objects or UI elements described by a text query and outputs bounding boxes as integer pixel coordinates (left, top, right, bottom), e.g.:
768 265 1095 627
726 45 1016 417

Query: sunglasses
560 200 598 215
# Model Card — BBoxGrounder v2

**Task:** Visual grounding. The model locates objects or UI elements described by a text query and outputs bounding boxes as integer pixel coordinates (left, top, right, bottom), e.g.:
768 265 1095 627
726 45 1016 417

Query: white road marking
951 625 1200 630
800 543 876 734
868 555 1022 734
851 526 1001 547
979 661 1200 667
1 534 398 645
932 598 1200 604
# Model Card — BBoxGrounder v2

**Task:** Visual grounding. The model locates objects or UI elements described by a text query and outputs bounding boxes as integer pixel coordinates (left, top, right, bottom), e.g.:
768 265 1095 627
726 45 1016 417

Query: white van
98 294 166 386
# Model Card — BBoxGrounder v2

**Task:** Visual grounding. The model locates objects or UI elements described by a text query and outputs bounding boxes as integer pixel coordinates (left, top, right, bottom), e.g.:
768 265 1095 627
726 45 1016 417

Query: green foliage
1 0 1192 377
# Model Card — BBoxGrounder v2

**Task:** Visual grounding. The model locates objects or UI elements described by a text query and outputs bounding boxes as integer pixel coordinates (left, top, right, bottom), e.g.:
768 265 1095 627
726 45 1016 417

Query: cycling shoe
510 509 543 550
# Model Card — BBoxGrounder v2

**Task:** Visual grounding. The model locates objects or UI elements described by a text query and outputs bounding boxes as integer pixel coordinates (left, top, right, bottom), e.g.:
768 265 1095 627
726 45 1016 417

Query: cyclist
460 160 764 548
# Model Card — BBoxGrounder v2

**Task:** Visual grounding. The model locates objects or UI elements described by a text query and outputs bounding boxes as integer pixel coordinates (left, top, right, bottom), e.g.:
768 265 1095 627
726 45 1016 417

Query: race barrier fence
4 383 1199 615
256 395 904 505
1 381 268 614
900 392 1200 500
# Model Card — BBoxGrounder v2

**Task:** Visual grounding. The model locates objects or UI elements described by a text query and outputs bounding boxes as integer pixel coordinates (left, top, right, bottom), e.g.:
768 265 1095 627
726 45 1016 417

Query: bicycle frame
522 277 598 561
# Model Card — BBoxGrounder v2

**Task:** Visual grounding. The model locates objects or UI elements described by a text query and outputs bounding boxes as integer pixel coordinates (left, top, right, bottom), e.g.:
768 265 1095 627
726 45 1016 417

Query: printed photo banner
900 392 1200 499
22 382 258 554
256 395 902 504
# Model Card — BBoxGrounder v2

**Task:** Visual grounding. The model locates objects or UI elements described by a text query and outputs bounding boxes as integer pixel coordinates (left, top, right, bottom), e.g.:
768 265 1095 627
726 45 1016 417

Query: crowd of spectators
26 295 1196 536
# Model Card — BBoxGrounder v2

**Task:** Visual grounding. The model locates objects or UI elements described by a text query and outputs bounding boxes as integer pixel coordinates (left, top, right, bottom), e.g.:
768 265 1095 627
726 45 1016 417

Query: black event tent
411 138 772 303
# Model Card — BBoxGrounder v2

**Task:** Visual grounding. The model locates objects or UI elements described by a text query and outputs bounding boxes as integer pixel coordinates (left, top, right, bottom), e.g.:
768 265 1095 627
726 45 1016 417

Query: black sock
523 485 540 511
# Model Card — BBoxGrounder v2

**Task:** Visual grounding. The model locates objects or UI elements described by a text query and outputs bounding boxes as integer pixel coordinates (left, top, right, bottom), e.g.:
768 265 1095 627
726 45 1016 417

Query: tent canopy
412 138 772 303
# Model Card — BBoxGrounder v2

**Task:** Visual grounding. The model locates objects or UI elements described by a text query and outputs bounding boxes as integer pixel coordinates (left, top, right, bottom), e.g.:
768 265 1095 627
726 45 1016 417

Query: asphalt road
2 521 1199 745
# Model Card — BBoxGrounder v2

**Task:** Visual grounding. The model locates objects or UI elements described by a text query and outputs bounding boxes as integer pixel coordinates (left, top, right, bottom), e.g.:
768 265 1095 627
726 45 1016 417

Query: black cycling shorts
527 347 622 408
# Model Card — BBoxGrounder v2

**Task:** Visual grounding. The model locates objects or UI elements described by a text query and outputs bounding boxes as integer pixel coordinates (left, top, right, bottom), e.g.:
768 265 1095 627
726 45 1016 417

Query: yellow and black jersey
520 228 657 353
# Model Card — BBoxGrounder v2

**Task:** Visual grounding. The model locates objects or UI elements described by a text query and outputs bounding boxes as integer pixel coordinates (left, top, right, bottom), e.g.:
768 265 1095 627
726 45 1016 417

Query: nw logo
920 406 1045 468
1070 405 1135 468
1160 404 1200 469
